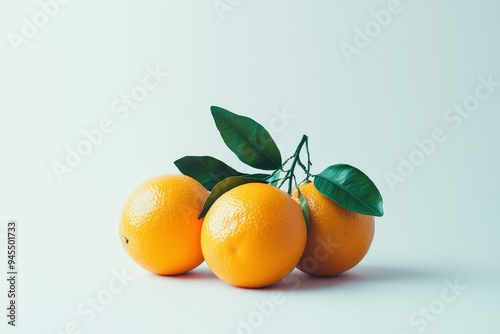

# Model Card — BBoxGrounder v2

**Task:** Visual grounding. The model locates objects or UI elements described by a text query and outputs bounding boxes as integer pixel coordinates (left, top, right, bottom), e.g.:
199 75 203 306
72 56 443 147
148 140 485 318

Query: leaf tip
210 105 222 115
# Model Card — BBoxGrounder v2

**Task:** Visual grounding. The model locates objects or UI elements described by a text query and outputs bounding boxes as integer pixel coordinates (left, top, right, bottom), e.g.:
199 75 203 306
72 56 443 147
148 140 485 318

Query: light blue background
1 1 499 333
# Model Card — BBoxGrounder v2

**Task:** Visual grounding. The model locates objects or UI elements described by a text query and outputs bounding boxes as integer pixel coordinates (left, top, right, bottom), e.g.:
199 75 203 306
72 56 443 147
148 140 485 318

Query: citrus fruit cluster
119 107 384 288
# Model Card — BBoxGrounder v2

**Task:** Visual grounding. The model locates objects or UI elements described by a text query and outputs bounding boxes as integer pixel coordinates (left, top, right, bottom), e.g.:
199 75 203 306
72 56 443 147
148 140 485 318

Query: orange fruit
119 174 209 275
201 183 307 288
293 182 374 276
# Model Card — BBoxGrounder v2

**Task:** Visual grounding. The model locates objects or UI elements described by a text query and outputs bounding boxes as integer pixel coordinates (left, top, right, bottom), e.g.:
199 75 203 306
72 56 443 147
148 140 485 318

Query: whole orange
201 183 307 288
119 174 209 275
293 182 374 276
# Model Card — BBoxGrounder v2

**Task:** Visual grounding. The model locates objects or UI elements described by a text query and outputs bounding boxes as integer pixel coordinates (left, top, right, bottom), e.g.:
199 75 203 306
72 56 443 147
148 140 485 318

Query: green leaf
313 164 384 217
243 173 273 181
198 176 268 219
210 106 282 170
296 185 310 233
174 156 243 191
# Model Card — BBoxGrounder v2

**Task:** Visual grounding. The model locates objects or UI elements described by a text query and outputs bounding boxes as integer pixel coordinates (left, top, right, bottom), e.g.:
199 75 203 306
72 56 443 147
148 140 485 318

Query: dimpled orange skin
293 182 374 277
201 183 307 288
119 175 209 275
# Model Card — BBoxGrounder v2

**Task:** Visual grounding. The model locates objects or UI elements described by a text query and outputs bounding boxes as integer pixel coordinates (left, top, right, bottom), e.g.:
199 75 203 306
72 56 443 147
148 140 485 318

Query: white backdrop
1 1 499 333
